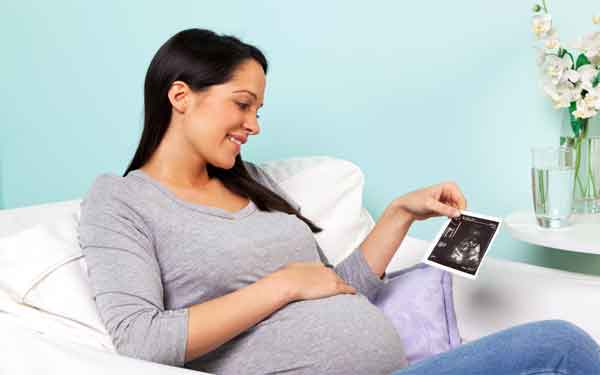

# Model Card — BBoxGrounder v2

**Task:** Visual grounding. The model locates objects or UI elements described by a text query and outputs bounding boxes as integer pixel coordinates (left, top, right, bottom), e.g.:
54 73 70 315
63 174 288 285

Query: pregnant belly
192 294 408 375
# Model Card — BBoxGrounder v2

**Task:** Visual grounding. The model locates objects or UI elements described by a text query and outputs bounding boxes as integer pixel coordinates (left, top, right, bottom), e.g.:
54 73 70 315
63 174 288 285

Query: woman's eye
236 102 250 110
237 102 261 119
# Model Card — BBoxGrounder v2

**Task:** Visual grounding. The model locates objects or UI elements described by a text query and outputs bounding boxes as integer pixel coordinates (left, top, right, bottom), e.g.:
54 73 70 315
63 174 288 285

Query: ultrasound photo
423 211 502 279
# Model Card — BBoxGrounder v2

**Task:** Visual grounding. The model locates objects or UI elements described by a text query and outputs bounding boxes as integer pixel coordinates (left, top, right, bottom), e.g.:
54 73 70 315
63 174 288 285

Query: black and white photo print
423 211 502 279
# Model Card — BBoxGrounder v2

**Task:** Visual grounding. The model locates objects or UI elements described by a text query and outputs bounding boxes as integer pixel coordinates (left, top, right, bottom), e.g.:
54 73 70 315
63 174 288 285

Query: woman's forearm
185 271 292 362
358 200 414 278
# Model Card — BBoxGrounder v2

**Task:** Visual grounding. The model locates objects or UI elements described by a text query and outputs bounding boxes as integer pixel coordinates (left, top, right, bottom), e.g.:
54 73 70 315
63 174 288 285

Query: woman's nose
244 114 260 135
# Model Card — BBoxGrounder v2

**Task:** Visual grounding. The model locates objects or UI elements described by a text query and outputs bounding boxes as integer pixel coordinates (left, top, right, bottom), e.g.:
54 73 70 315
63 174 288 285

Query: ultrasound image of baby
424 211 502 279
449 228 482 272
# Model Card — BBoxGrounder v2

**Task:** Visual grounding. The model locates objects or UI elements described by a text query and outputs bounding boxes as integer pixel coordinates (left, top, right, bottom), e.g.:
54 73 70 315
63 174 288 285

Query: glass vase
560 112 600 214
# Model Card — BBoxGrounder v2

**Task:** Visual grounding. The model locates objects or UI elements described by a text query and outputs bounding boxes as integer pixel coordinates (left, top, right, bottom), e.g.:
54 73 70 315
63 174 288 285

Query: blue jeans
391 320 600 375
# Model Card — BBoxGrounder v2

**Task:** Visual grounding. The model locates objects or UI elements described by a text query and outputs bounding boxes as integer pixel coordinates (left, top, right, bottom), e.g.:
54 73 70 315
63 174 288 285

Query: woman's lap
390 320 600 375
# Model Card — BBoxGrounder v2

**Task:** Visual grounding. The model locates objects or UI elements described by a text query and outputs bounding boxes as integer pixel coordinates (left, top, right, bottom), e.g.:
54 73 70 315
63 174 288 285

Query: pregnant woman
78 29 600 374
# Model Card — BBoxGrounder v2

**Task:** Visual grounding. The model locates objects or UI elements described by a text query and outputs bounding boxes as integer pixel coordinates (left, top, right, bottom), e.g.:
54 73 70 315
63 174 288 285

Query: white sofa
1 156 599 374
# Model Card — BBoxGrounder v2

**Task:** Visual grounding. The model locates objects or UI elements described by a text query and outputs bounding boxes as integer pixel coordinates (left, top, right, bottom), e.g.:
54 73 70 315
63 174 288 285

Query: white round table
505 211 600 255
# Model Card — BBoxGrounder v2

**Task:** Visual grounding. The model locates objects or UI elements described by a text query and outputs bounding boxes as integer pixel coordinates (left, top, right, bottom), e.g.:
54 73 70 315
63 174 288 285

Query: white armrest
0 313 214 375
453 258 600 343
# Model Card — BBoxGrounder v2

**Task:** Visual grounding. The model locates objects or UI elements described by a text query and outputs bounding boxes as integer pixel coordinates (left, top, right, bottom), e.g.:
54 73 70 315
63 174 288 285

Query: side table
505 211 600 255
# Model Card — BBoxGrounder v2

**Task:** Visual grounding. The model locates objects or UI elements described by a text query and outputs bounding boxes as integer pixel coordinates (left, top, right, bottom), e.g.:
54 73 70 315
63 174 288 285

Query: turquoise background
2 1 599 274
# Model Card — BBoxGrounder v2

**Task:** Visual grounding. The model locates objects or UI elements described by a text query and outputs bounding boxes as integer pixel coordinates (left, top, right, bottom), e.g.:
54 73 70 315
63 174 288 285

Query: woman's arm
357 202 414 278
79 176 190 366
244 162 466 299
360 181 467 278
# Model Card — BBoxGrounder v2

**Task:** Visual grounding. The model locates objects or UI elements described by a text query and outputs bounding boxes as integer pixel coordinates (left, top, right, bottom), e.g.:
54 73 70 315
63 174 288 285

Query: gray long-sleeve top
77 161 408 374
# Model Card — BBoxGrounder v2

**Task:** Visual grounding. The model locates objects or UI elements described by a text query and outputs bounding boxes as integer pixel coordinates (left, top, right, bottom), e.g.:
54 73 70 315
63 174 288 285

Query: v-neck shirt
128 169 256 220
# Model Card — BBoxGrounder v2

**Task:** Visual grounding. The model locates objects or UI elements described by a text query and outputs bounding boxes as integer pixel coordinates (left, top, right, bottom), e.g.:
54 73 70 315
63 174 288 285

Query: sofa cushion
374 263 461 364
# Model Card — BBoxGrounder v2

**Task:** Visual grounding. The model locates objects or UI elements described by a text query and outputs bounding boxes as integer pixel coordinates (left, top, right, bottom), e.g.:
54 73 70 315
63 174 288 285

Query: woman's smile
227 135 241 152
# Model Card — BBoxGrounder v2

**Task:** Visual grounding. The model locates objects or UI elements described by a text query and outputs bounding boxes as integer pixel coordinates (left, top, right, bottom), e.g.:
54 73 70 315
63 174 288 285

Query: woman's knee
527 320 600 362
535 319 596 345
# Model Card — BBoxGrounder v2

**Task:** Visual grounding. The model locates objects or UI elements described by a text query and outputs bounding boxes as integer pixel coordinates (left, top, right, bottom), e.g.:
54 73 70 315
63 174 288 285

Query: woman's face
180 59 266 169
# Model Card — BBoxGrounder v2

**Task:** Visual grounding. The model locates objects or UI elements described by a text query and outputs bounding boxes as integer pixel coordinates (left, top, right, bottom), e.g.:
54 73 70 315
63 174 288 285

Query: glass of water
531 146 575 228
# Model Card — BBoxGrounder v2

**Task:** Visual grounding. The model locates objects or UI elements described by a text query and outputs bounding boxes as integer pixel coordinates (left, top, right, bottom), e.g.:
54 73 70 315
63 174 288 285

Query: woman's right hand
274 261 357 302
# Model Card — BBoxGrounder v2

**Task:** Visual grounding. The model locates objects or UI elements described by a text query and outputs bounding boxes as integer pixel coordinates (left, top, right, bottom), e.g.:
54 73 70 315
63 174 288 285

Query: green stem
565 51 575 69
574 137 584 196
538 169 546 211
587 136 597 197
573 121 589 198
558 48 576 68
542 0 548 13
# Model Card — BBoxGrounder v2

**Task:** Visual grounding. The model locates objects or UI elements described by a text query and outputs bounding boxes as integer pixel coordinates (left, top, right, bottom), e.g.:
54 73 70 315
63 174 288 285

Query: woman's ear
167 81 190 113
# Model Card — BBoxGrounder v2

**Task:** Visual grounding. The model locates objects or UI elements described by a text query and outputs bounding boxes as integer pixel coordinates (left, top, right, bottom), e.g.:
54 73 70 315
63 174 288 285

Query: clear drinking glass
531 146 575 228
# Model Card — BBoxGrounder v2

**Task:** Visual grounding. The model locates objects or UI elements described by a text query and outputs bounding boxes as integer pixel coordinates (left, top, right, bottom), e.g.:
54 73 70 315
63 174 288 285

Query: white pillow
0 156 377 352
259 156 375 265
0 288 116 353
0 198 82 238
0 213 114 351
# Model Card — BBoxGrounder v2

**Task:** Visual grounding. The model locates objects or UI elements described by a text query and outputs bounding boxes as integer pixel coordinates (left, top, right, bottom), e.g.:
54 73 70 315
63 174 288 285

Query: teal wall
2 1 599 274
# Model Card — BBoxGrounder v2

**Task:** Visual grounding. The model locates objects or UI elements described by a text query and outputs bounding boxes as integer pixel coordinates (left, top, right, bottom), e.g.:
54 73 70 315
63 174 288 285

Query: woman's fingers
453 186 467 210
440 182 467 211
427 197 461 218
341 283 357 294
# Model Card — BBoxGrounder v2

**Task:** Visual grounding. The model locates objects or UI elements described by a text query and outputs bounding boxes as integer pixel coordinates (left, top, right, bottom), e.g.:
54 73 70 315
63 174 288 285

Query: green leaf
575 53 591 69
569 102 582 137
593 72 600 88
558 48 566 58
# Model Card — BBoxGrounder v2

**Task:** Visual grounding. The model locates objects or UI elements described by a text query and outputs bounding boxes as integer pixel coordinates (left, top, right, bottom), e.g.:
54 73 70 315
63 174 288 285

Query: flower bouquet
532 1 600 213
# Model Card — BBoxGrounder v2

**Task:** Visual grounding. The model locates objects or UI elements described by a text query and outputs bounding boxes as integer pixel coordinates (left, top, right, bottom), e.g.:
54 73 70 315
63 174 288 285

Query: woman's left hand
390 181 468 221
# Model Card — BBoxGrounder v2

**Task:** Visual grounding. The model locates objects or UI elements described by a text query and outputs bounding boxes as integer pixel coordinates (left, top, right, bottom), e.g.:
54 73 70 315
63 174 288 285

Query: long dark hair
123 28 322 233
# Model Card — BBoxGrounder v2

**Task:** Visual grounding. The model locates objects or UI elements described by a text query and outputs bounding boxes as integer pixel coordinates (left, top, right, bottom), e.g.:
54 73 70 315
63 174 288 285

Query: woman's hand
273 262 357 303
391 181 467 221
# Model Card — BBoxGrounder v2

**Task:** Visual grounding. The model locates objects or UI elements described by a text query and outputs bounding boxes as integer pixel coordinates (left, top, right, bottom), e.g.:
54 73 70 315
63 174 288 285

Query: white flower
572 98 598 118
563 65 599 91
583 87 600 110
577 64 599 91
564 69 580 83
542 78 580 108
570 32 600 61
543 29 561 50
542 54 573 84
550 93 572 109
544 38 560 50
531 8 600 117
532 14 552 39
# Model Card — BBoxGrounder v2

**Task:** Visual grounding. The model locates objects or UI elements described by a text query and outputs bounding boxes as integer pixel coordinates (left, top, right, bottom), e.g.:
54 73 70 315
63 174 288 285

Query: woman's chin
211 148 241 170
214 156 237 170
